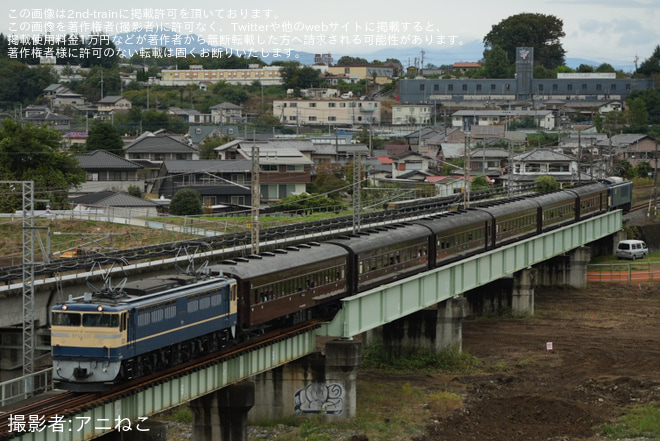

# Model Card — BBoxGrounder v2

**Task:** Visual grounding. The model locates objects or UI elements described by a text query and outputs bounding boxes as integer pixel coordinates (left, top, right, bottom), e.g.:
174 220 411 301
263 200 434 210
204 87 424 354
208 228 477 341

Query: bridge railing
0 368 53 407
587 262 660 283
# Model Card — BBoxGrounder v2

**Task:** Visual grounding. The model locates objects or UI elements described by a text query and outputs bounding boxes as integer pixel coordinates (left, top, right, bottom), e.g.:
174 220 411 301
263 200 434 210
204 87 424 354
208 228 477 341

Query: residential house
391 104 433 125
273 98 381 126
426 176 468 197
52 92 85 108
154 160 253 209
504 148 592 187
168 107 211 125
210 102 243 124
22 109 71 132
123 132 199 189
211 140 314 201
469 148 510 177
71 191 160 218
606 134 659 170
96 96 132 120
391 151 437 180
73 150 144 195
452 109 555 130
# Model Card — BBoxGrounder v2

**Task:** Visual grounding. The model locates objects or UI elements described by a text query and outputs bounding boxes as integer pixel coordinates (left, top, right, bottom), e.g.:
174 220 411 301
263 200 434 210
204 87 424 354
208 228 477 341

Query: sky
3 0 659 72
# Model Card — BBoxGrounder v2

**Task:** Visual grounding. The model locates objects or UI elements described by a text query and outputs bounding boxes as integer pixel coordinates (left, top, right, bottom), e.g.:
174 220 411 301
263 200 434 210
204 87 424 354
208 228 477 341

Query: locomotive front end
51 302 128 391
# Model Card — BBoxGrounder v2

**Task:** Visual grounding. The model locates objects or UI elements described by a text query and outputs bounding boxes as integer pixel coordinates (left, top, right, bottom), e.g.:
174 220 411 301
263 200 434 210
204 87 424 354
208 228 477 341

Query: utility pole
653 139 658 214
352 152 361 234
251 144 260 254
464 134 471 209
1 181 36 393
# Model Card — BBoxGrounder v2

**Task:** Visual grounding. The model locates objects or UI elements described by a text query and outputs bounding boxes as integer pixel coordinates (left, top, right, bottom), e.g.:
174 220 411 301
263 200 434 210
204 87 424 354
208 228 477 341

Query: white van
616 240 648 260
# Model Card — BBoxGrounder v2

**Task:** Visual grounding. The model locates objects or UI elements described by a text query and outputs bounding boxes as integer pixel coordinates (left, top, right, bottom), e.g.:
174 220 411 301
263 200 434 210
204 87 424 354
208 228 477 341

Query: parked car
616 240 649 260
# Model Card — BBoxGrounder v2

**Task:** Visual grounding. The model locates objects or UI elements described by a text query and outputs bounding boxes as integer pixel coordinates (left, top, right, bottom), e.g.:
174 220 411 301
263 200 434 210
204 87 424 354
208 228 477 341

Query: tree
126 185 143 199
535 176 559 192
627 97 649 128
0 119 84 211
169 189 203 216
470 175 491 192
636 45 660 77
483 13 566 70
336 56 369 66
612 160 634 179
86 122 123 155
199 134 234 160
636 161 653 179
279 62 322 90
483 45 512 79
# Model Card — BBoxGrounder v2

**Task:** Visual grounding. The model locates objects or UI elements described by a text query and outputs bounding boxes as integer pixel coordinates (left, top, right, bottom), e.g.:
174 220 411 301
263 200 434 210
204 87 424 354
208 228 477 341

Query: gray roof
471 148 509 159
124 135 197 153
162 160 252 173
75 150 143 170
606 134 651 148
72 191 159 207
97 95 128 104
210 102 242 110
514 148 575 162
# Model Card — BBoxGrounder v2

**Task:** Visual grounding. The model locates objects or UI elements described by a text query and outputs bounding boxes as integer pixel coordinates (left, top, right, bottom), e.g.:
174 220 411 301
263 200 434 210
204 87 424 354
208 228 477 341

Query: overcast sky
3 0 659 71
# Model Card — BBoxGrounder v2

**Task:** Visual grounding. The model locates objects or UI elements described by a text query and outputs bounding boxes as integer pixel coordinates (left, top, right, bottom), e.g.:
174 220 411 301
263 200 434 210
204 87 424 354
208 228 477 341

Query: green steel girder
317 210 622 339
7 331 317 441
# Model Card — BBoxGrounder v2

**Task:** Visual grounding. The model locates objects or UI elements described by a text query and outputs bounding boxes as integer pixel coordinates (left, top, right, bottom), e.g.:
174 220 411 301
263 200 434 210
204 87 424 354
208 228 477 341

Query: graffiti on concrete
294 382 344 415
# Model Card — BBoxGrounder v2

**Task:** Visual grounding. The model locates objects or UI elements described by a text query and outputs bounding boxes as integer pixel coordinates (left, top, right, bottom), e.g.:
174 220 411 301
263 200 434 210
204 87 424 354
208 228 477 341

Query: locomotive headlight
61 305 67 311
97 305 103 312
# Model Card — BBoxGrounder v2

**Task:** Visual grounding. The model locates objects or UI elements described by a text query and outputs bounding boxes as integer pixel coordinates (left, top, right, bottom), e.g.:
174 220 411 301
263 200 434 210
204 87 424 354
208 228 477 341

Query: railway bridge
0 210 623 441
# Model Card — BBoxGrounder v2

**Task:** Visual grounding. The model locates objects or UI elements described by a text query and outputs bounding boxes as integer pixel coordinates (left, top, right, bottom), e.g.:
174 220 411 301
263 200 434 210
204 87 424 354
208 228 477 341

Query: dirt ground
418 282 660 441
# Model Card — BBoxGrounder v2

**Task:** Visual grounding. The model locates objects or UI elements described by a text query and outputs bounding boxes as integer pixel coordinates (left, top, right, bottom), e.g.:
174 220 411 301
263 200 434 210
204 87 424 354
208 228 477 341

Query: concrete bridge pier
248 339 362 423
364 296 468 354
512 268 538 316
537 246 591 288
190 381 255 441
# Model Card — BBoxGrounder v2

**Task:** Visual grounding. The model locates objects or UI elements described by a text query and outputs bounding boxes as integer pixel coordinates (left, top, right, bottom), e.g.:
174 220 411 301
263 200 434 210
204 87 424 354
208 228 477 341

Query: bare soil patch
420 282 660 441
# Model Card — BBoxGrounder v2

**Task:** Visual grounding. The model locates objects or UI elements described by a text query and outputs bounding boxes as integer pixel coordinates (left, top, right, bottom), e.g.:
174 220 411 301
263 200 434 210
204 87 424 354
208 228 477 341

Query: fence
0 368 53 407
587 262 660 283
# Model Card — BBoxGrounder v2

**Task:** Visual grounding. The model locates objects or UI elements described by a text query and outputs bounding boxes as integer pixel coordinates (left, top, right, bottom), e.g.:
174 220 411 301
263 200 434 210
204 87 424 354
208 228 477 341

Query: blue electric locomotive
51 273 237 391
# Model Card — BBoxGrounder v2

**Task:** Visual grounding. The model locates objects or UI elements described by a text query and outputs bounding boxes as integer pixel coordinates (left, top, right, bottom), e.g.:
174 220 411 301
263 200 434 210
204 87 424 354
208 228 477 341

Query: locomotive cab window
52 311 81 326
82 313 119 328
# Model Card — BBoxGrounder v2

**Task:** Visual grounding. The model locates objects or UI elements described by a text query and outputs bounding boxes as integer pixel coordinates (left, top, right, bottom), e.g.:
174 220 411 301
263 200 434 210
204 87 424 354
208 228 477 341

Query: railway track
0 321 320 440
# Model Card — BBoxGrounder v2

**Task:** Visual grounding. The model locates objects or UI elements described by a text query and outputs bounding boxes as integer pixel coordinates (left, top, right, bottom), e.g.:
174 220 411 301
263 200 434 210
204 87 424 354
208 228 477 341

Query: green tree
126 185 143 199
613 160 634 179
336 56 369 66
310 163 348 198
483 13 566 70
169 188 203 215
636 161 653 179
86 122 123 155
199 134 234 160
576 64 595 73
279 62 321 90
470 175 491 192
627 88 660 125
535 175 559 192
595 63 616 73
0 119 84 211
636 45 660 77
627 97 649 128
483 45 512 78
